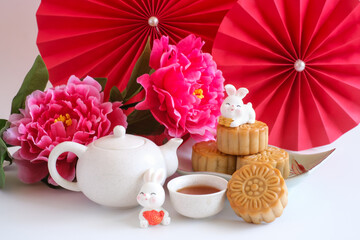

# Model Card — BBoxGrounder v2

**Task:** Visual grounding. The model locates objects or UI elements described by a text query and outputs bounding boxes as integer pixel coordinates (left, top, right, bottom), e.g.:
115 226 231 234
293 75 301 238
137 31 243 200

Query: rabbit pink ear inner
236 88 249 99
143 168 155 182
225 84 236 96
152 168 165 183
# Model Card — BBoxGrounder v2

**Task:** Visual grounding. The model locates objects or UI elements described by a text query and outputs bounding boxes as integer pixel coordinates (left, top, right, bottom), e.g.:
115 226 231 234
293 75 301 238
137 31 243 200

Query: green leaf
126 109 164 135
0 145 5 189
93 77 107 92
149 68 155 76
0 166 4 189
0 119 10 135
0 119 12 189
109 86 124 102
0 139 11 163
11 55 49 114
0 139 12 189
122 37 152 103
0 119 12 158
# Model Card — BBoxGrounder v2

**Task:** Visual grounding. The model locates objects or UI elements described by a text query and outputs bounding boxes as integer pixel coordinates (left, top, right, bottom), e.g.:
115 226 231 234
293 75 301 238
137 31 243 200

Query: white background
1 1 360 239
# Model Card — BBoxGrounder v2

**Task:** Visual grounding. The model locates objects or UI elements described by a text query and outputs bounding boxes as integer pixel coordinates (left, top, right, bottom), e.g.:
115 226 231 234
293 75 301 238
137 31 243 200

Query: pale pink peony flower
3 76 127 185
136 35 224 140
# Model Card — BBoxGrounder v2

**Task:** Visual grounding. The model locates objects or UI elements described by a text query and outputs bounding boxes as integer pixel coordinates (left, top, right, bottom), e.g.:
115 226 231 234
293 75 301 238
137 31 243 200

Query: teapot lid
94 125 145 150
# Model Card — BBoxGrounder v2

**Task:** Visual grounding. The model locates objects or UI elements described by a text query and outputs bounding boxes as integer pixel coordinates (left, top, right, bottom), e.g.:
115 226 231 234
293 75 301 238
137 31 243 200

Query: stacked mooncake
192 84 289 223
192 116 290 179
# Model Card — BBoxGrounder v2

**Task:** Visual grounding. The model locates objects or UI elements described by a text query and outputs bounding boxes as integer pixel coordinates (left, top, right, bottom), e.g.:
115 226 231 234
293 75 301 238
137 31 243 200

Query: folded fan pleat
213 0 360 150
37 0 238 98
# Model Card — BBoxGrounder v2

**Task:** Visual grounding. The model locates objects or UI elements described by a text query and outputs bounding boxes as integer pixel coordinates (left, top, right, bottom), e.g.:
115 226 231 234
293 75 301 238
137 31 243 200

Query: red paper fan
36 0 237 99
213 0 360 151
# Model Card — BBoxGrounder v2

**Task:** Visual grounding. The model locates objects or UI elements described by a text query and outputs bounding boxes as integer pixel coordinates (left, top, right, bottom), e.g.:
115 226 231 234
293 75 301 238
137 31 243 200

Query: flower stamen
54 113 72 127
193 88 204 99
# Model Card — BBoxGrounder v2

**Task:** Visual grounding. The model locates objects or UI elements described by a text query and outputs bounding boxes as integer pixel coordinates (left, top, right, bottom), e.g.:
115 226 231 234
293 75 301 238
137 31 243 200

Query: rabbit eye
236 105 241 108
226 103 230 106
151 193 156 195
140 192 145 195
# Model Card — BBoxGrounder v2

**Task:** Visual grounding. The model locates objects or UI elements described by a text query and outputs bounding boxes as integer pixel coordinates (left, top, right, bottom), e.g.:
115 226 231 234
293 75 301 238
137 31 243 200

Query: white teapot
48 125 183 208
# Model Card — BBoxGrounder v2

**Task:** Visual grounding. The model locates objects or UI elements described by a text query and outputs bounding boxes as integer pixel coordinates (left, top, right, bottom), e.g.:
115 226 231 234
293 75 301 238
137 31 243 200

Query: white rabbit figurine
137 168 170 228
220 84 256 127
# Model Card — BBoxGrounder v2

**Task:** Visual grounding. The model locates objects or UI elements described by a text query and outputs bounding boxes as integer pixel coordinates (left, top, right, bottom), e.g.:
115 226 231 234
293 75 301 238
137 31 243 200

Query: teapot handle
48 141 87 192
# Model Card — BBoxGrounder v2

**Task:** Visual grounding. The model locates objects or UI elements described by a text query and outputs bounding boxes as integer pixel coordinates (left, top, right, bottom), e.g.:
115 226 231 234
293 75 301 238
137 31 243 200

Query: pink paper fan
36 0 237 99
213 0 360 151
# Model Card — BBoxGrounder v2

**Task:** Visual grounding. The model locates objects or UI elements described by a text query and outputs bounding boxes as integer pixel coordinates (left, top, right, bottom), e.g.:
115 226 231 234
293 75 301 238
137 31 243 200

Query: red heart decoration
143 210 165 226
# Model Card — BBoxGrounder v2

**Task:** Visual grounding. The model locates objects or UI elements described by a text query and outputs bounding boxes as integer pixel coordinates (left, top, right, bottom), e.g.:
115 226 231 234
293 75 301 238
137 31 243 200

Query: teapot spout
160 138 183 177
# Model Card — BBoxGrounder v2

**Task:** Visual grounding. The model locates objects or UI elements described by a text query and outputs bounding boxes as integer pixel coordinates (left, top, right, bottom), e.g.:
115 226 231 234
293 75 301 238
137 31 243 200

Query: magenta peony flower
3 76 127 184
136 35 224 140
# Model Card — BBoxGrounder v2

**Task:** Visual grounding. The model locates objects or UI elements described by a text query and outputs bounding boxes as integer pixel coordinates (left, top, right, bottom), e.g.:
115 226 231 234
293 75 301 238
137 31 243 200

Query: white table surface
1 1 359 239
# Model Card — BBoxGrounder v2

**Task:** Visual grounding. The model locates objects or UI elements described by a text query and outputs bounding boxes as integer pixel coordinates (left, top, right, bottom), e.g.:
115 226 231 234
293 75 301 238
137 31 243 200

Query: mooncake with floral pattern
227 163 288 224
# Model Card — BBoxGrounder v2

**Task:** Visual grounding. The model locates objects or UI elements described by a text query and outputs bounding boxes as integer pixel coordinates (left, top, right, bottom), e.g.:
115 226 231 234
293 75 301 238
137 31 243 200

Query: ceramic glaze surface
48 126 182 207
167 174 228 218
77 143 166 207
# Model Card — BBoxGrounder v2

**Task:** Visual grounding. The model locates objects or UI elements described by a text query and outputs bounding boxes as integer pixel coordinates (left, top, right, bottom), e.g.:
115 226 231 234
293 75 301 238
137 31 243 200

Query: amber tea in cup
177 185 221 195
167 174 228 218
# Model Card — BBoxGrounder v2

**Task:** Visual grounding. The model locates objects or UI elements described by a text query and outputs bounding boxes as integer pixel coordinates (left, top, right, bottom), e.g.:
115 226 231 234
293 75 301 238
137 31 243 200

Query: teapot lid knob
113 125 126 138
94 125 144 149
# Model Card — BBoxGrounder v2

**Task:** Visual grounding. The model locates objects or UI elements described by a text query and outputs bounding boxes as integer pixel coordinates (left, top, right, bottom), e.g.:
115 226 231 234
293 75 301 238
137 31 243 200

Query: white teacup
167 174 228 218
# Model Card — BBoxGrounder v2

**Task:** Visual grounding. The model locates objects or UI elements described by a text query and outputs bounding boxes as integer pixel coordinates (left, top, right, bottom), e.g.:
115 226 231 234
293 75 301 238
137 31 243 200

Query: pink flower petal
150 36 169 69
137 34 224 140
13 157 48 184
2 126 21 146
51 121 67 139
4 74 128 186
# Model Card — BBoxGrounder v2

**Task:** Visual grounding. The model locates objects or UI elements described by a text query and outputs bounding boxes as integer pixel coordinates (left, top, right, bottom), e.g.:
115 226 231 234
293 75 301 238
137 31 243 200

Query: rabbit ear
143 168 155 183
236 87 249 99
151 168 166 183
225 84 236 96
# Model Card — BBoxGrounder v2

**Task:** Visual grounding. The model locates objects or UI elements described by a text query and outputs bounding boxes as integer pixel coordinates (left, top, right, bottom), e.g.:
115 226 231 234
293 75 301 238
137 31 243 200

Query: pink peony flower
3 76 127 185
136 35 224 140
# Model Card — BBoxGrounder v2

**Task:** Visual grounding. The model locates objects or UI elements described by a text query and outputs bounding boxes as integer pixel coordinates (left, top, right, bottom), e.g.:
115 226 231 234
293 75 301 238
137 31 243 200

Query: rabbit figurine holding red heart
137 168 170 228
